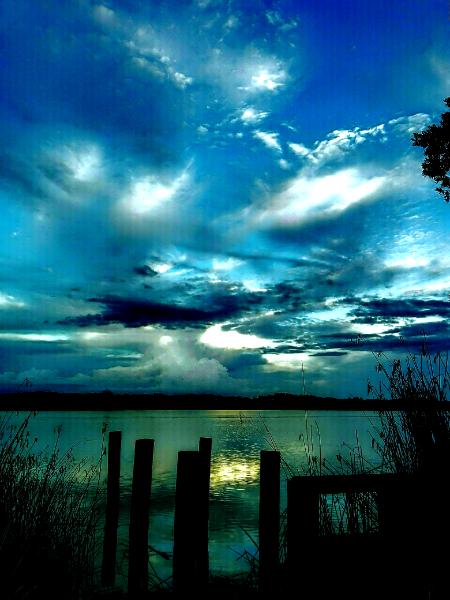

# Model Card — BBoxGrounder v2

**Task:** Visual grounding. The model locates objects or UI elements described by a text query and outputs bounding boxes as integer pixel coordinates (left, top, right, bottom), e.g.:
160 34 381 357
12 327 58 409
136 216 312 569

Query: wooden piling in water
128 438 154 596
173 450 204 592
101 431 122 587
259 450 280 593
198 437 212 583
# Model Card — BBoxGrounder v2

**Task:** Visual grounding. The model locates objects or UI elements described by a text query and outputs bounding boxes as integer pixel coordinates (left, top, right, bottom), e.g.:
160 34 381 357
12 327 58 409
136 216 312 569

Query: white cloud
251 68 285 91
251 168 386 228
263 352 310 370
353 323 392 336
212 257 242 271
128 31 193 90
0 293 25 309
254 130 282 153
70 332 236 394
81 331 106 342
265 10 298 31
151 262 172 273
288 123 387 166
122 170 189 215
0 333 69 342
388 113 431 135
242 279 268 292
92 5 117 27
64 145 102 182
224 15 239 30
172 70 193 89
288 142 311 157
240 107 269 124
200 323 276 350
132 56 165 79
385 255 430 269
312 125 386 163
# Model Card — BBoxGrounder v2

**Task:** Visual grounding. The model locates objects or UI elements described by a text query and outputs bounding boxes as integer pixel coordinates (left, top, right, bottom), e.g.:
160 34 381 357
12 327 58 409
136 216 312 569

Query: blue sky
0 0 449 397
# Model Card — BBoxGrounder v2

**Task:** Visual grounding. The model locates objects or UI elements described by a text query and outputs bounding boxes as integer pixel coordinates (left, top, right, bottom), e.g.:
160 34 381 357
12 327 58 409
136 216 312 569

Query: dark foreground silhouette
1 390 447 411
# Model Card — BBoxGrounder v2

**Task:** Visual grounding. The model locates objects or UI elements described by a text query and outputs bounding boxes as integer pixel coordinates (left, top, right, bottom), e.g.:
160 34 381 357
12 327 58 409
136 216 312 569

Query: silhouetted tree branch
412 97 450 202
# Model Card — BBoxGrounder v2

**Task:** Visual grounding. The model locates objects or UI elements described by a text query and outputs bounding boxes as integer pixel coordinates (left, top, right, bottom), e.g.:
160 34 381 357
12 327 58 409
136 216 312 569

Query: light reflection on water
7 409 382 585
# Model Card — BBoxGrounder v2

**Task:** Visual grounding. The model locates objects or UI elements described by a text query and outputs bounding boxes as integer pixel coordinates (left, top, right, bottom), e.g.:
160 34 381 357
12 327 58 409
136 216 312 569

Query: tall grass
0 412 104 600
369 349 450 474
267 348 450 597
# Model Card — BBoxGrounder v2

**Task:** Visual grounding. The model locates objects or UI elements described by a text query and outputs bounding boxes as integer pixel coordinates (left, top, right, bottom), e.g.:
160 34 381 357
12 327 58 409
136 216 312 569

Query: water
6 409 382 586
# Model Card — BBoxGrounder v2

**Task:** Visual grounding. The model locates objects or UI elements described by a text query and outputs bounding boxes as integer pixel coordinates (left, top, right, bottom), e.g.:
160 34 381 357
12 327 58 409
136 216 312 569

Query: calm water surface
15 409 383 585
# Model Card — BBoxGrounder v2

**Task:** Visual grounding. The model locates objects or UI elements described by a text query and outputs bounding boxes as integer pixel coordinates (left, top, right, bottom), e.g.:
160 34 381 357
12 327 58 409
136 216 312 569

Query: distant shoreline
0 392 449 412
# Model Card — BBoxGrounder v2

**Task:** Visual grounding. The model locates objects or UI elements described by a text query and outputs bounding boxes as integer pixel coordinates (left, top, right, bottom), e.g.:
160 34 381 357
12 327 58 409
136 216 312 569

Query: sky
0 0 449 398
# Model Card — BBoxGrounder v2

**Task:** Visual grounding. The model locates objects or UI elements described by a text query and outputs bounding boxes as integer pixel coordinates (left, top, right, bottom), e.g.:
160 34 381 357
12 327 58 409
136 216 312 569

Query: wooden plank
101 431 122 587
128 438 154 595
288 472 414 495
287 477 319 562
259 450 280 593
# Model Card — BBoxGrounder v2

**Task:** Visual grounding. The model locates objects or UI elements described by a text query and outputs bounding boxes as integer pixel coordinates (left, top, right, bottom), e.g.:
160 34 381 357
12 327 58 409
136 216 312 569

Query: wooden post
259 450 280 593
101 431 122 587
198 438 212 583
173 450 204 592
128 439 154 596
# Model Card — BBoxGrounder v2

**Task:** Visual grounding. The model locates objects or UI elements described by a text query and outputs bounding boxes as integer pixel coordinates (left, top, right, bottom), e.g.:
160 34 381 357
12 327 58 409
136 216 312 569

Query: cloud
388 113 431 135
249 168 386 229
240 107 269 124
250 68 285 91
120 169 190 215
288 142 310 157
58 288 264 329
287 124 388 167
347 297 450 322
253 130 282 153
0 293 25 309
200 323 276 350
212 257 242 271
133 265 158 277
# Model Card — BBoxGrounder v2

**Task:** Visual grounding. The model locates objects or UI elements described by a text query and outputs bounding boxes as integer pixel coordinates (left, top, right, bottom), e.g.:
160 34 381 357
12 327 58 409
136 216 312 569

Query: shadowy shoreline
1 391 449 411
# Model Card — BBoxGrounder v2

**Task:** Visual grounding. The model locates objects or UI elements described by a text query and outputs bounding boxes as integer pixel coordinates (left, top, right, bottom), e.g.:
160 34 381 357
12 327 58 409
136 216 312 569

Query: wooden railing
100 431 434 596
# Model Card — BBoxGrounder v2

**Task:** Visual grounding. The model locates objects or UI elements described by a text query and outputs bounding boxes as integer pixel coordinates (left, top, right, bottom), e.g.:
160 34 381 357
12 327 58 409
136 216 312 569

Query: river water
9 409 383 587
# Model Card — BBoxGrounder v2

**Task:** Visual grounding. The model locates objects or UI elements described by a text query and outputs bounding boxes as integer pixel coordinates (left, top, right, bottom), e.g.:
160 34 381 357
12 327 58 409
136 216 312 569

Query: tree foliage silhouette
412 97 450 202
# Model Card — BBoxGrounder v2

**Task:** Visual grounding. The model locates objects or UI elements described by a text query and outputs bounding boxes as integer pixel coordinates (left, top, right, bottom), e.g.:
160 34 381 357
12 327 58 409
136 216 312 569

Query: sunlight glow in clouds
1 0 448 398
124 171 189 215
81 331 105 341
255 169 386 226
0 333 69 342
65 146 102 182
200 324 276 350
385 255 430 269
263 352 310 370
251 68 284 91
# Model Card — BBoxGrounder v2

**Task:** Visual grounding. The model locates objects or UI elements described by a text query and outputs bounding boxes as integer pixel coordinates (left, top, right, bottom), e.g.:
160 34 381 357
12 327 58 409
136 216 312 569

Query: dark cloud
58 290 264 329
314 318 450 355
348 297 450 322
133 265 158 277
311 351 349 357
